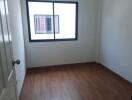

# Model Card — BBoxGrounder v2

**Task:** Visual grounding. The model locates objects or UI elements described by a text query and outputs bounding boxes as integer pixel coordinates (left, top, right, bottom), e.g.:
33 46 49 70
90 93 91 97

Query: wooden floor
20 63 132 100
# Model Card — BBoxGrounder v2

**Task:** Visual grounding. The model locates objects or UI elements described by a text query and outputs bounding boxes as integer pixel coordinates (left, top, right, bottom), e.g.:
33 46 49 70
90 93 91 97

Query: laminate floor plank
20 63 132 100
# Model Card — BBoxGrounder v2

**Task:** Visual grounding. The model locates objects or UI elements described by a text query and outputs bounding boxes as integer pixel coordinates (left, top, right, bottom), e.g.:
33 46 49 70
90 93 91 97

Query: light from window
26 1 78 41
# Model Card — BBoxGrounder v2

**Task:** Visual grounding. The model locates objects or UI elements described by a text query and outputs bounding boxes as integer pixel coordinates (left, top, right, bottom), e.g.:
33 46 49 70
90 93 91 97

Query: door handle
12 59 20 66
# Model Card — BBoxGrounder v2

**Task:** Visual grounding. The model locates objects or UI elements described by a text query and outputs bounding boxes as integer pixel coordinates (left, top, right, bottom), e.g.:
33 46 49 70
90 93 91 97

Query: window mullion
53 2 55 40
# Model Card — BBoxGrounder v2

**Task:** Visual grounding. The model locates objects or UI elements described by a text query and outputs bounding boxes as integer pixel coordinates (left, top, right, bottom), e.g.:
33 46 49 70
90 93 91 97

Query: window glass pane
28 2 54 40
54 3 77 39
54 15 59 33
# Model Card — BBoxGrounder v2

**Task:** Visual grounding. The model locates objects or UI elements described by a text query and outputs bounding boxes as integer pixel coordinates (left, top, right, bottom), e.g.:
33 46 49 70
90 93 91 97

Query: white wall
99 0 132 83
21 0 98 68
96 0 102 62
7 0 26 97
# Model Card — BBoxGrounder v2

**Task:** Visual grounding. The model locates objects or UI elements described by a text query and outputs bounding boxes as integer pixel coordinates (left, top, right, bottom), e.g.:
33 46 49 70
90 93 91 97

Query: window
26 0 78 42
34 15 59 34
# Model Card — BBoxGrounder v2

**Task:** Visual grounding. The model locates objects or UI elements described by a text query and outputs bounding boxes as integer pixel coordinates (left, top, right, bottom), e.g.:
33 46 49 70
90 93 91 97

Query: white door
6 0 26 97
0 0 17 100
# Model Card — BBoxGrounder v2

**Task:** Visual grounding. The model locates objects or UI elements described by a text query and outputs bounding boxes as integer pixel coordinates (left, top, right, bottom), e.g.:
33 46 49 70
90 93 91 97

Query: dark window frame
26 0 78 42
